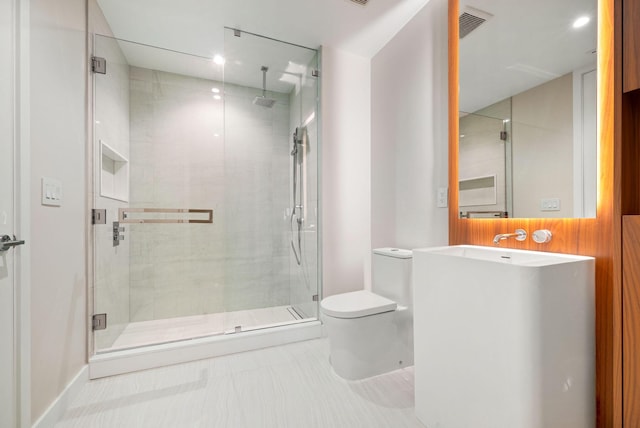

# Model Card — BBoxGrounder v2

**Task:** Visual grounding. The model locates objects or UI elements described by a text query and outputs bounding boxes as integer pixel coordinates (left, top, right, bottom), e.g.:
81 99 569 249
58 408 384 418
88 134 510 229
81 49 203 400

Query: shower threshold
101 305 311 353
90 316 322 379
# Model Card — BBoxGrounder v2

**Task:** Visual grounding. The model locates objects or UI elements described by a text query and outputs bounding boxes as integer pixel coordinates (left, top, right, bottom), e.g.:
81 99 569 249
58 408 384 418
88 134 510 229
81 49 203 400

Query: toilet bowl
320 248 413 380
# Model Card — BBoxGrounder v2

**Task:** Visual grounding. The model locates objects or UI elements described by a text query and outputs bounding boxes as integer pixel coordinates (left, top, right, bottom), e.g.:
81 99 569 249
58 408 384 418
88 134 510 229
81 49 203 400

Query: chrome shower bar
118 208 213 224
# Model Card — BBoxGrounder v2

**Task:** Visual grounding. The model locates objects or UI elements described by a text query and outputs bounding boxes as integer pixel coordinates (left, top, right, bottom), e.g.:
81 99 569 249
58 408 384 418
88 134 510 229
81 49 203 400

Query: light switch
437 187 448 208
42 177 62 206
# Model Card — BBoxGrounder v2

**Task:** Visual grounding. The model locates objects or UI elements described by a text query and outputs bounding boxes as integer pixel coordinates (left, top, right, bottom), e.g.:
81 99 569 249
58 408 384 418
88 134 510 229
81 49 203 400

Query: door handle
0 235 25 252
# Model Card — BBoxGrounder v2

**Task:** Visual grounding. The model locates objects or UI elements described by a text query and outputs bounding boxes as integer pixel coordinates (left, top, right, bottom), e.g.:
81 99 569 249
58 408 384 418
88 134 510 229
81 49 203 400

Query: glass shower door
92 35 226 352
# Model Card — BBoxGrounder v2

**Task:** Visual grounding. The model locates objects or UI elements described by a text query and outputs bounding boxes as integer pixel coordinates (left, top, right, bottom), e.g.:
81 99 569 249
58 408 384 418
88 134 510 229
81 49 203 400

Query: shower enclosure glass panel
91 32 320 354
458 98 513 219
221 28 319 333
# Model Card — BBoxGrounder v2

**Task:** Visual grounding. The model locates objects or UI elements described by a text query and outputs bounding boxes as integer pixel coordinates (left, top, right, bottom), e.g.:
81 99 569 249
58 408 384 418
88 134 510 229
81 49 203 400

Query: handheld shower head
291 129 299 156
290 127 307 157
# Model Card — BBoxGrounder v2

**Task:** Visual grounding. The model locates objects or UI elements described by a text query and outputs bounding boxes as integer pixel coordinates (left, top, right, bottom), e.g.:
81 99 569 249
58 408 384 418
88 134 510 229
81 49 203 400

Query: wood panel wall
623 216 640 425
621 0 640 421
447 0 621 426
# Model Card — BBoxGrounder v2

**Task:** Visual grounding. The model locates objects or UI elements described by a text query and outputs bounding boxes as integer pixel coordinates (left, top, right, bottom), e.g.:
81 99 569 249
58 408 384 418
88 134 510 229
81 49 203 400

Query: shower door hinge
92 208 106 224
312 294 319 302
311 70 320 78
91 56 106 74
92 313 107 331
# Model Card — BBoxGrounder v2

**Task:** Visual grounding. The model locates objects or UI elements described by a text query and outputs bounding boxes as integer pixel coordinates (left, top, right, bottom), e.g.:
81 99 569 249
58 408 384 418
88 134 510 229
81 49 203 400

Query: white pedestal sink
413 245 595 428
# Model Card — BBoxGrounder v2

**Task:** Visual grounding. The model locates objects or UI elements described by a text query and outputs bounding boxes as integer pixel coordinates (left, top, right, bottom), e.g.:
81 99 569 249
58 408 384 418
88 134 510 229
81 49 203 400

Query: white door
1 0 18 426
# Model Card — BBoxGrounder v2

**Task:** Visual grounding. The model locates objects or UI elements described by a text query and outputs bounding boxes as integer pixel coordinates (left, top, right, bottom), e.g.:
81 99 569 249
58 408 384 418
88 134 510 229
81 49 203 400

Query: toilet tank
372 248 413 307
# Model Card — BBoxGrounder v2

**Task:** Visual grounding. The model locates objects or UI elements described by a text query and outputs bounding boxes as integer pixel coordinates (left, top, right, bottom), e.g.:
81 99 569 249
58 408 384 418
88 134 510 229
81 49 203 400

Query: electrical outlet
540 198 560 211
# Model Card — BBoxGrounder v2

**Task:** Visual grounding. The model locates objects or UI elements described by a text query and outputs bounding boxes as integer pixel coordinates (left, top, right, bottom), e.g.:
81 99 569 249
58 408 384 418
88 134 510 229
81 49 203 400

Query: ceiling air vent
459 6 493 39
350 0 368 5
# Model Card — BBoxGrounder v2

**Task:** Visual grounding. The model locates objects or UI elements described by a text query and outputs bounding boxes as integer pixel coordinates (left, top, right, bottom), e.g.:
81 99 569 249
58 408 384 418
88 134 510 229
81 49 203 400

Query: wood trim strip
623 0 640 92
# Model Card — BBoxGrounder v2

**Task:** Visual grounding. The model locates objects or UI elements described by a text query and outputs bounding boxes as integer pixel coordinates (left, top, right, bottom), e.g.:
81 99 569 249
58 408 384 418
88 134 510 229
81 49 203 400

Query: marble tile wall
128 66 298 322
222 81 292 313
93 35 131 350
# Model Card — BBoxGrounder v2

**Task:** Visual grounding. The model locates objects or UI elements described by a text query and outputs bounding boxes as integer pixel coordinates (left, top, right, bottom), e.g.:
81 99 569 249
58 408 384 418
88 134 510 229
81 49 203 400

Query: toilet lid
320 290 397 319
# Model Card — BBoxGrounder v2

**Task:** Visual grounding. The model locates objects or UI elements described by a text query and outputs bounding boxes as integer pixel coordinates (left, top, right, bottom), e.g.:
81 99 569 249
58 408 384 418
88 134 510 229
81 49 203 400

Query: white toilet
320 248 413 380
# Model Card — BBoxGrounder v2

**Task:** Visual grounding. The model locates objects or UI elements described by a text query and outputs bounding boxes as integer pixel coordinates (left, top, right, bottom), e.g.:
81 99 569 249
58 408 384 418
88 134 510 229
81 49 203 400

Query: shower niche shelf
99 140 129 202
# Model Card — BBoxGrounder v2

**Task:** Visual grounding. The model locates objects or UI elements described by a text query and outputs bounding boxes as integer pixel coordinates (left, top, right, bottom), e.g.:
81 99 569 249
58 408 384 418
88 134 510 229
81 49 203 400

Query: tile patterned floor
57 339 425 428
105 306 304 352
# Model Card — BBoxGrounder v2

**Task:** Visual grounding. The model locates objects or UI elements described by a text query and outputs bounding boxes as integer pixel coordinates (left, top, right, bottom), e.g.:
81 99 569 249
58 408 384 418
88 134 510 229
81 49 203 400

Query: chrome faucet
493 228 527 245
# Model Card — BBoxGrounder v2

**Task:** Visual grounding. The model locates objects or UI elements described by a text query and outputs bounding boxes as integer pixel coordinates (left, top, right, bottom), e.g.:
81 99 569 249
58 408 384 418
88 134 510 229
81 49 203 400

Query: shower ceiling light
213 94 222 100
211 87 220 93
573 16 590 28
213 55 225 65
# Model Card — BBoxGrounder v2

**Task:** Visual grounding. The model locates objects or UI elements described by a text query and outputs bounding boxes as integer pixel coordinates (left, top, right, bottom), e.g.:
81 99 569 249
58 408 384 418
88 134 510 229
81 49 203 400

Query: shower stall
89 28 321 374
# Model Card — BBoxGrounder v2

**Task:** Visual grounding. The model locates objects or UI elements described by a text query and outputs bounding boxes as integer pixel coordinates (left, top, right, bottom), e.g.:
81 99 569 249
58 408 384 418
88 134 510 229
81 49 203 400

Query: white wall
512 73 574 218
371 0 449 253
29 0 87 421
321 47 372 295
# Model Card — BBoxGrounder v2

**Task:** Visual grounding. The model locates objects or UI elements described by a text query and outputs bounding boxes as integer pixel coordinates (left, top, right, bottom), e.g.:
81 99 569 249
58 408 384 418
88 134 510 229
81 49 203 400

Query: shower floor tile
105 305 305 352
57 339 425 428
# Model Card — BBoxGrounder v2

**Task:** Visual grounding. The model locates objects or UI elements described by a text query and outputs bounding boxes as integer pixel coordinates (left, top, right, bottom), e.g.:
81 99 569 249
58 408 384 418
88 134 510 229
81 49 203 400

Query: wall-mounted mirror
458 0 597 219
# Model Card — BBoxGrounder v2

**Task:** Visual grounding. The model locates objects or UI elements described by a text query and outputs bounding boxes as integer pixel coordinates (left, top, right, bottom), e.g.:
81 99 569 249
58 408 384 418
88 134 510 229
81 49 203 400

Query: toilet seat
321 290 397 319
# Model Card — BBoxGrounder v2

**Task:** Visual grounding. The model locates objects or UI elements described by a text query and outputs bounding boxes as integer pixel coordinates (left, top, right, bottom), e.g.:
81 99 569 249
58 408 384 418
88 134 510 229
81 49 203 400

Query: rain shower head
253 96 276 108
253 65 276 108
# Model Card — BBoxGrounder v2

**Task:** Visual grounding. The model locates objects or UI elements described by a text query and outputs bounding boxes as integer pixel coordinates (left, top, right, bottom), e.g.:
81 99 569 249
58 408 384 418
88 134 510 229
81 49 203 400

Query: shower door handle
0 235 25 252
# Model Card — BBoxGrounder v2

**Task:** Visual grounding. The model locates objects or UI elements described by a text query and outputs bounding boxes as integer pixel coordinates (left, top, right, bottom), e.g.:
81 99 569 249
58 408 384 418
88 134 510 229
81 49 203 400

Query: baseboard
32 365 88 428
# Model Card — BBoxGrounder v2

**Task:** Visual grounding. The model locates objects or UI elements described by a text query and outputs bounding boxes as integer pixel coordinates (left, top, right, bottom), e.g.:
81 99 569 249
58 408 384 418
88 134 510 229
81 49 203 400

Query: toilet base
322 308 413 380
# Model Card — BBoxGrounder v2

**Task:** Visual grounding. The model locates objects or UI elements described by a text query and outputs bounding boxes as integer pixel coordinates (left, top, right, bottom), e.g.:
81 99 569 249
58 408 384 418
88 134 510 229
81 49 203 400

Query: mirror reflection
458 0 597 219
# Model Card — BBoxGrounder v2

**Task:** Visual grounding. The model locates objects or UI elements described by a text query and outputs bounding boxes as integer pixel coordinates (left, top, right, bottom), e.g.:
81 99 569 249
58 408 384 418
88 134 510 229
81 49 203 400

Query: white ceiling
96 0 431 92
459 0 597 114
96 0 597 106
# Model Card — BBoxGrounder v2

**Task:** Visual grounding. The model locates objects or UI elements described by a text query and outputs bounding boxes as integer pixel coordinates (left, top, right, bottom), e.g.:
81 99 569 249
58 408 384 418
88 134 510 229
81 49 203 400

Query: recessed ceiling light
573 16 590 29
211 87 220 93
213 55 225 65
213 94 222 100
